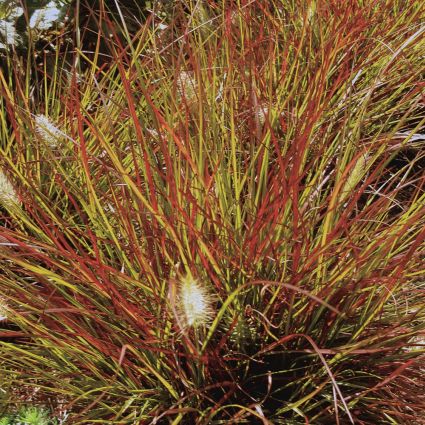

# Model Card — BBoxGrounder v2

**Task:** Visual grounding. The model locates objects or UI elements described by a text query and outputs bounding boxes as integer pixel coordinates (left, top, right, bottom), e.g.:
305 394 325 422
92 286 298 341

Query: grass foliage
0 0 424 423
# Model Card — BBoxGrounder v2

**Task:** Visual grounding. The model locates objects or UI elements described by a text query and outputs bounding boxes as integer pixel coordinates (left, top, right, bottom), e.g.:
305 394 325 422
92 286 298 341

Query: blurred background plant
0 0 71 49
0 404 67 424
0 0 424 423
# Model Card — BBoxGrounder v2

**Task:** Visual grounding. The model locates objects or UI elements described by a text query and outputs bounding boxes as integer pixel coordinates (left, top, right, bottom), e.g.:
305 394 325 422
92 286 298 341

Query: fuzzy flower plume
35 114 63 147
256 104 269 125
0 170 18 206
0 297 8 321
178 276 214 328
176 71 197 101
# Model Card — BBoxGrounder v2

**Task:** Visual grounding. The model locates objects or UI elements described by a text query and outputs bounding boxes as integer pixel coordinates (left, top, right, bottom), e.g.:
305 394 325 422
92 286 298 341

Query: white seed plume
35 114 63 147
405 335 425 352
178 276 214 328
256 105 269 125
176 71 197 101
254 104 285 126
0 170 18 206
0 298 8 321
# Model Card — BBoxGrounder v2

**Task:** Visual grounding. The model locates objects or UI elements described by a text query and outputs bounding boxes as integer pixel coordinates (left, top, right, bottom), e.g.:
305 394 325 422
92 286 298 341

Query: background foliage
0 0 424 423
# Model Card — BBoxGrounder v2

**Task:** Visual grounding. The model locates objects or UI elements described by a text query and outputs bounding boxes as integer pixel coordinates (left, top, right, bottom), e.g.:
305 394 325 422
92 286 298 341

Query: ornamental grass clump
0 0 424 423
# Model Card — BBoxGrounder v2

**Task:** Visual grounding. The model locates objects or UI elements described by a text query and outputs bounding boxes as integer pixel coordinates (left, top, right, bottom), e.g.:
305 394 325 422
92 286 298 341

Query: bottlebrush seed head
0 298 8 321
178 276 214 328
35 114 63 147
176 71 197 101
256 105 269 125
0 170 18 206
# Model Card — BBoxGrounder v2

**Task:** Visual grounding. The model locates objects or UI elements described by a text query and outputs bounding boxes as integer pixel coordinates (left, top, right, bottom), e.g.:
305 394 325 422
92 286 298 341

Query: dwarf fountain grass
0 0 424 423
